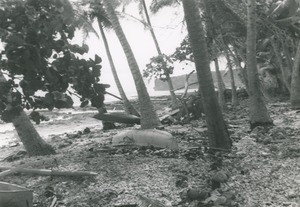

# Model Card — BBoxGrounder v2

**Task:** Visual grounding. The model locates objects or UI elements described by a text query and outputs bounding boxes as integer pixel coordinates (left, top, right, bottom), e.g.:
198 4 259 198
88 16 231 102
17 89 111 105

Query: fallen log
0 165 26 178
159 108 180 122
93 112 140 124
0 167 97 177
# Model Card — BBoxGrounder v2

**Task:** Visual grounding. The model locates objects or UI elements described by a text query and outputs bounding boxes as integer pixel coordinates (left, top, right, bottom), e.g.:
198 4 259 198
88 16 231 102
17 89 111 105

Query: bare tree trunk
270 38 291 93
0 71 55 156
224 49 239 106
291 40 300 109
281 39 294 74
214 58 227 111
231 47 249 94
97 19 140 117
12 111 56 156
246 0 273 129
182 0 231 150
141 0 179 109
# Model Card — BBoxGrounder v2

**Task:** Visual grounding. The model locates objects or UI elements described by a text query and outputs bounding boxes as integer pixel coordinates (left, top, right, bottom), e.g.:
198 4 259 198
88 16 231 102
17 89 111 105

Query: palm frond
116 11 149 28
87 0 112 28
138 195 166 207
73 12 100 39
150 0 180 13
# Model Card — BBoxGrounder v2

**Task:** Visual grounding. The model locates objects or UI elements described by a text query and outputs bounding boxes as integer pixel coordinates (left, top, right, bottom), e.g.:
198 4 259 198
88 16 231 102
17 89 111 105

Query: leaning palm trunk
97 19 140 117
290 40 300 109
224 49 239 106
246 0 272 129
141 0 179 109
214 58 227 111
182 0 231 150
0 72 55 156
103 0 160 129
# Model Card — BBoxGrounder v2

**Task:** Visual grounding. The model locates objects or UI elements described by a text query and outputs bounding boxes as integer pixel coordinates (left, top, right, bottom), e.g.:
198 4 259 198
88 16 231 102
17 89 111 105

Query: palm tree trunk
0 71 55 156
97 19 140 117
231 47 249 94
291 40 300 109
224 49 239 106
103 0 160 129
182 0 231 150
281 39 293 74
141 0 179 109
214 58 227 111
270 38 291 93
246 0 272 129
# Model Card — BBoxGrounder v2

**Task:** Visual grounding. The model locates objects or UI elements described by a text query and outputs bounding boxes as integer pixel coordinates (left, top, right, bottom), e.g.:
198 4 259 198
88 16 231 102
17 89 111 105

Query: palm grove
0 0 300 156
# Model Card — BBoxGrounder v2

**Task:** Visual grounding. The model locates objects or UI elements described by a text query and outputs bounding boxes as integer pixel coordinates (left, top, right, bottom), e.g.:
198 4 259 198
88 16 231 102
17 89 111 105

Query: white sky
0 1 228 103
73 1 227 101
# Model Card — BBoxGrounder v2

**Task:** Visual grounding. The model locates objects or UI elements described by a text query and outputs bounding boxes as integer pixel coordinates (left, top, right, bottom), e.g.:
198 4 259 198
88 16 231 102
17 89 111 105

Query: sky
72 1 227 102
1 0 227 104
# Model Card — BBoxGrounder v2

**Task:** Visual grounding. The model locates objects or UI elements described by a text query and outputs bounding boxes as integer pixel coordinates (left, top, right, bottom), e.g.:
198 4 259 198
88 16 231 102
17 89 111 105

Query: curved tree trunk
141 0 179 109
97 19 140 117
0 71 55 156
291 40 300 109
214 58 227 111
103 0 160 129
246 0 273 129
12 111 56 156
182 0 231 150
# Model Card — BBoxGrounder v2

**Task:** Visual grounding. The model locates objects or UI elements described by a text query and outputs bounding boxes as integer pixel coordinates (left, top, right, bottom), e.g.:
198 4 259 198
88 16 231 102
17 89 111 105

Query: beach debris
93 112 140 125
138 195 167 207
112 129 178 150
0 166 97 177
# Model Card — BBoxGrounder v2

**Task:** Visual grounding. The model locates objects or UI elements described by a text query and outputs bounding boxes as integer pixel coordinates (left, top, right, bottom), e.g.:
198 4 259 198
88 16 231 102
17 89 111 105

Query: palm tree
70 0 140 117
102 0 161 129
97 20 140 116
140 0 179 109
291 41 300 109
89 2 140 116
246 0 273 129
182 0 231 150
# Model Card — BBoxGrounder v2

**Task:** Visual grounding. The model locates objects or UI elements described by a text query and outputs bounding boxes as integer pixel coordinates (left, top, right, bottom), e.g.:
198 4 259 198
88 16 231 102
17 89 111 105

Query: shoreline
0 94 176 148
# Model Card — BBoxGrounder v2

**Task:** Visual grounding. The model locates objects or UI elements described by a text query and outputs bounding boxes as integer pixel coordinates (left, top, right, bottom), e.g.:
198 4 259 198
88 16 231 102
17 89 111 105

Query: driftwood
138 195 166 207
159 108 180 121
173 81 198 92
0 161 30 178
93 112 140 124
0 167 97 177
